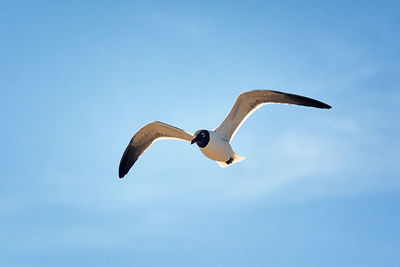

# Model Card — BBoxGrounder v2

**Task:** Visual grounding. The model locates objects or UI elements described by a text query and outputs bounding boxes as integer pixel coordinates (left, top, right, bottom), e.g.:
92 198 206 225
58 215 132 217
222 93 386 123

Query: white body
199 131 233 161
198 131 245 167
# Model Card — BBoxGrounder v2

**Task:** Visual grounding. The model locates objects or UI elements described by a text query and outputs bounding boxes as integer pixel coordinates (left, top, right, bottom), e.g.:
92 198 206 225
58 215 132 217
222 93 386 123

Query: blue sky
1 1 399 266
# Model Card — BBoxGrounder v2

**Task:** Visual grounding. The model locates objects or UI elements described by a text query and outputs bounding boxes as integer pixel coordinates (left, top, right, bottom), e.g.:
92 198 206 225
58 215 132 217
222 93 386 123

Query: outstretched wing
119 121 193 178
215 90 331 142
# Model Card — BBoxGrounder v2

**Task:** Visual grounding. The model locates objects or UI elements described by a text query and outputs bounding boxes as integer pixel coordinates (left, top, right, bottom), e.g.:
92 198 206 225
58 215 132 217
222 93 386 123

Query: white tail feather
216 153 245 168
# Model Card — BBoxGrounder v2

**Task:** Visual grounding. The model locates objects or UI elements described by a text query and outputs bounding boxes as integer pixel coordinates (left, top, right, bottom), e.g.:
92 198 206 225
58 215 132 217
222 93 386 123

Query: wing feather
215 90 331 142
119 121 193 178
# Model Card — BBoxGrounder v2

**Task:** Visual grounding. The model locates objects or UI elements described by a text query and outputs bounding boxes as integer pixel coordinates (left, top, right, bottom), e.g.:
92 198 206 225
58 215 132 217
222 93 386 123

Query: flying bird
119 90 331 178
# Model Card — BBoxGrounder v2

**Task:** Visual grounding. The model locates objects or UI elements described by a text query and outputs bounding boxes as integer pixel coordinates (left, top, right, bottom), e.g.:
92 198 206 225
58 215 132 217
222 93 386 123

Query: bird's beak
191 137 196 145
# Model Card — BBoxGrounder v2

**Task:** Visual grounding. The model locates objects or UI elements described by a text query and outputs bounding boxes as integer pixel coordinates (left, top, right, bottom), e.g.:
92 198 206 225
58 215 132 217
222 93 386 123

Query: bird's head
191 130 210 148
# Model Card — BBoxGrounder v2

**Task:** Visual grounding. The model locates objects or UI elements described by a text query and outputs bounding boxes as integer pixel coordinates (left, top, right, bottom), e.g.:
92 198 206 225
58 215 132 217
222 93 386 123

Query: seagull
119 90 331 178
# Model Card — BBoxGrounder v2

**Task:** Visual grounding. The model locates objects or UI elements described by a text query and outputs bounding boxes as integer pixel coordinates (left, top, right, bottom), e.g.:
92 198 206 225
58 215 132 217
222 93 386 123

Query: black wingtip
307 98 332 109
280 91 332 110
118 156 127 178
118 162 128 178
306 98 331 109
321 103 332 109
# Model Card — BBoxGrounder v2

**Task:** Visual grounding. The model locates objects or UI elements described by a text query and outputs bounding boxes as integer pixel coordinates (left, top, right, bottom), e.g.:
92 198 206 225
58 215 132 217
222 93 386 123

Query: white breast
199 131 234 162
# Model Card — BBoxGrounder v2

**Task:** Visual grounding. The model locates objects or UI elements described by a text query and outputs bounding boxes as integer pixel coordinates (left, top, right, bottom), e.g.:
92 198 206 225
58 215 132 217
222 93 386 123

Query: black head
191 130 210 148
